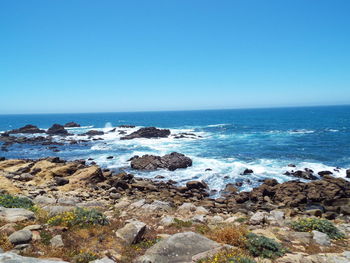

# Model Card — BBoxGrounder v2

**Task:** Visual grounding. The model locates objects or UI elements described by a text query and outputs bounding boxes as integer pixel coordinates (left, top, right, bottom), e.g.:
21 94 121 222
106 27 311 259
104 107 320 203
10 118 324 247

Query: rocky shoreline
0 157 349 263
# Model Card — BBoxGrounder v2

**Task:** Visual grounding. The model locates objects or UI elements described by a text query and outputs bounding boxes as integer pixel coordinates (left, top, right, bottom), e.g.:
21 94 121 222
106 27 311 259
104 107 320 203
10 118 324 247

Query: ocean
1 105 349 193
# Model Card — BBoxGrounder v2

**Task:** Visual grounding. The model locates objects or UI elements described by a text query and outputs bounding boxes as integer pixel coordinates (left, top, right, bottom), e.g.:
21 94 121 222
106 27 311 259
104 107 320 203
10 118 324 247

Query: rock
47 124 68 135
64 122 80 127
55 177 69 186
209 215 224 224
290 170 318 180
22 225 42 231
177 203 197 214
121 127 170 140
135 232 223 263
318 170 333 177
50 235 64 247
312 230 331 246
84 130 104 136
242 169 254 175
141 200 172 213
8 229 32 245
0 207 35 222
346 169 350 178
221 183 238 195
0 223 16 235
249 211 268 225
8 125 45 134
130 152 192 171
0 252 68 262
90 257 116 263
160 216 175 226
186 180 208 190
267 210 285 225
115 220 147 245
192 214 206 224
195 206 209 215
33 196 56 206
118 125 136 128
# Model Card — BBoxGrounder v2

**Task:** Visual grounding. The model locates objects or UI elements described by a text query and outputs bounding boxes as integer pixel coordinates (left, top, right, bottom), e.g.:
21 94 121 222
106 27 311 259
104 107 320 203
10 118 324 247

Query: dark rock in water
108 128 116 133
64 122 80 127
55 177 70 186
235 182 243 187
84 130 104 136
186 180 208 190
88 158 94 161
205 168 212 171
118 130 127 135
290 170 318 180
0 157 5 161
121 127 170 140
221 183 238 195
106 156 114 160
47 124 68 135
130 152 192 171
155 175 165 179
318 170 333 177
119 125 136 128
288 164 296 167
242 169 254 175
346 169 350 178
8 124 45 134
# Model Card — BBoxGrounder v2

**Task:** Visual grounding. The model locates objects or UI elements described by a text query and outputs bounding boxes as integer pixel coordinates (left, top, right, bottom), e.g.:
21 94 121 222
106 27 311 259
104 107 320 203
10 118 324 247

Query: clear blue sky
1 0 349 114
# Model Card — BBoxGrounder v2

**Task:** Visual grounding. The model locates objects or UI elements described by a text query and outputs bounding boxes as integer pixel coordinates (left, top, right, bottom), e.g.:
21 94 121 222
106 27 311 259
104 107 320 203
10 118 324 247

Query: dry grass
208 225 248 248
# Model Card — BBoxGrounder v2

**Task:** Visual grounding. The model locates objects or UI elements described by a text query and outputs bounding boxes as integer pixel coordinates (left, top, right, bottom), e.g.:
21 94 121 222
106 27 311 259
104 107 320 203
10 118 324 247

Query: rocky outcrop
130 152 192 171
118 125 135 128
235 175 350 210
135 232 223 263
346 169 350 178
121 127 170 140
47 124 68 135
7 125 45 134
64 122 80 127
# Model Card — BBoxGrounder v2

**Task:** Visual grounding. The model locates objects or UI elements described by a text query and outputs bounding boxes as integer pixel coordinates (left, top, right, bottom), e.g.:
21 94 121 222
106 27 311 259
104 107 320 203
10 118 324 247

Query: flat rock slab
0 252 68 262
135 231 222 263
0 207 35 223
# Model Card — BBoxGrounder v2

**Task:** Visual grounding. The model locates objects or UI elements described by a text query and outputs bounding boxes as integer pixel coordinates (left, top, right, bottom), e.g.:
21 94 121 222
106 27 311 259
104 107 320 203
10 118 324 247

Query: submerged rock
121 127 170 140
84 130 104 136
130 152 192 171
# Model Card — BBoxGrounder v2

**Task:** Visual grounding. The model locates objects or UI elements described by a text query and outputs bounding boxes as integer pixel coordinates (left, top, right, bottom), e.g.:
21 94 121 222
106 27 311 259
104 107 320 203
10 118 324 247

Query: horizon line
0 103 349 116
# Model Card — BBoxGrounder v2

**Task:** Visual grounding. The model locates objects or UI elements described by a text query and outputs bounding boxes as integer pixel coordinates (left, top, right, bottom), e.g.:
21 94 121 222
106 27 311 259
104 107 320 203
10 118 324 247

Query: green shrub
0 194 36 211
40 230 53 246
47 208 109 228
291 218 345 240
246 233 286 259
72 251 98 263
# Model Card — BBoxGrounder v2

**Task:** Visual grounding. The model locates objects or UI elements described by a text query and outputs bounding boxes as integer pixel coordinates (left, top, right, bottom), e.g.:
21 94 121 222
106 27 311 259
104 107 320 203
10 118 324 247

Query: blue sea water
1 105 349 192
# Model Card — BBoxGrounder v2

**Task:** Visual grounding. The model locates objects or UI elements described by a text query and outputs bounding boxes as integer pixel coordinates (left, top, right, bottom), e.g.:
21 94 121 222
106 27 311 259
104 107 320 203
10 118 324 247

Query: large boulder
121 127 170 140
346 169 350 178
63 122 80 127
0 252 68 262
8 229 32 245
135 232 223 263
115 220 147 245
47 124 68 135
0 207 35 223
130 152 192 171
290 170 318 180
8 124 45 134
